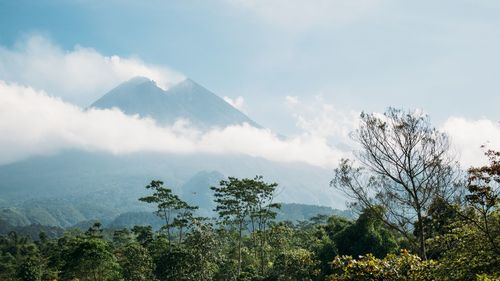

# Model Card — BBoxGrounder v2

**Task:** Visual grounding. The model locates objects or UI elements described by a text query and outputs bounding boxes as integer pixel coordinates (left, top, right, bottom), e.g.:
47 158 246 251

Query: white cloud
225 0 382 30
285 95 299 106
0 35 184 106
0 81 345 168
223 96 246 111
284 95 500 170
286 95 359 142
442 117 500 168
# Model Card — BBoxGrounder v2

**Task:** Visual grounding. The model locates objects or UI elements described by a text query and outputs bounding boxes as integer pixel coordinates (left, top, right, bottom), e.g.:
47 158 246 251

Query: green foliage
154 243 192 281
211 176 280 278
0 251 17 280
153 221 221 281
17 256 42 281
427 219 500 280
117 242 155 281
464 149 500 254
131 225 153 247
414 197 460 241
330 250 438 281
270 248 319 281
1 167 499 281
421 149 500 280
182 221 221 281
139 180 198 241
61 237 121 281
332 207 399 258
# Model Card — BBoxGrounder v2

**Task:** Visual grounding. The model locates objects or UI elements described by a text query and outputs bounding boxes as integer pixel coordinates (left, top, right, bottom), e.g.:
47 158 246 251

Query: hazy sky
0 0 499 167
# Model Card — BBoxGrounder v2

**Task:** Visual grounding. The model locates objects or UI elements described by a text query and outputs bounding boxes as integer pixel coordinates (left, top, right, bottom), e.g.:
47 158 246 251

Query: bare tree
331 108 458 259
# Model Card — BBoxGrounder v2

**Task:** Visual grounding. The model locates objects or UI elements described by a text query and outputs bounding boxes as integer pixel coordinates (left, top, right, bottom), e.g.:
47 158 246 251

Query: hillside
0 201 353 231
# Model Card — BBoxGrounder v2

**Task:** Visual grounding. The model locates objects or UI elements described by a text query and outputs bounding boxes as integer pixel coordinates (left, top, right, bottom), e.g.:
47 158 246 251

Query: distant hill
107 212 164 230
107 203 354 229
0 219 64 240
0 199 352 231
0 197 124 228
0 150 345 210
91 77 260 129
276 203 354 222
180 170 224 216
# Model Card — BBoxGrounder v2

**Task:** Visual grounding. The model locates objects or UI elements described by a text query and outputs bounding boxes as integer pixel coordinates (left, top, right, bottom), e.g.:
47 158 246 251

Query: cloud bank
1 80 498 169
285 95 500 168
285 95 359 141
442 117 500 167
0 35 184 106
0 81 345 167
0 36 498 170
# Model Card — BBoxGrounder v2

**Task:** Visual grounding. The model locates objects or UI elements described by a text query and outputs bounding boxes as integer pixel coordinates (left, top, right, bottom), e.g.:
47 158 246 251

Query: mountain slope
0 150 344 207
91 77 259 128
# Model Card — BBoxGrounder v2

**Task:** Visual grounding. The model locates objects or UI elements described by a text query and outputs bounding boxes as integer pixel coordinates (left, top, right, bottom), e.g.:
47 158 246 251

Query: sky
0 0 499 167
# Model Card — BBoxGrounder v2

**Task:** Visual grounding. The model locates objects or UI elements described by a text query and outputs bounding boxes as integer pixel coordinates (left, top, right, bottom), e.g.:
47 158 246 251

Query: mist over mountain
91 77 260 129
0 77 346 228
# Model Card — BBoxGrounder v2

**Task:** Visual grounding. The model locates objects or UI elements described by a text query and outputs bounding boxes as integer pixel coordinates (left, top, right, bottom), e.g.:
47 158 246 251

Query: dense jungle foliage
1 160 498 281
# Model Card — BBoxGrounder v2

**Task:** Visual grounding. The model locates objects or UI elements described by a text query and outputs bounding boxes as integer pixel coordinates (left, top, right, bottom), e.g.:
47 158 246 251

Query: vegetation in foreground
0 108 499 281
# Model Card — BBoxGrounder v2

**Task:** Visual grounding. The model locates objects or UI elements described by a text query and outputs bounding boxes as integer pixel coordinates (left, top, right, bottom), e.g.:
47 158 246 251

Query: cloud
285 95 359 142
285 95 299 106
2 78 497 170
442 117 500 167
0 81 346 168
223 96 246 112
225 0 382 30
283 95 500 169
0 35 184 106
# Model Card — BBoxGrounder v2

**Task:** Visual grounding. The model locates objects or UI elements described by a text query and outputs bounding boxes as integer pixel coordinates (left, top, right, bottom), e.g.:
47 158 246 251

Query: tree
139 180 197 242
182 221 221 281
85 222 104 239
154 243 192 281
333 206 399 258
331 108 458 258
211 176 279 278
463 148 500 254
247 176 280 275
171 201 198 243
427 222 500 280
0 231 44 281
211 176 252 278
413 197 460 256
17 256 42 281
270 248 319 281
131 225 154 247
152 220 221 281
112 228 132 248
61 238 121 281
426 149 500 279
118 243 155 281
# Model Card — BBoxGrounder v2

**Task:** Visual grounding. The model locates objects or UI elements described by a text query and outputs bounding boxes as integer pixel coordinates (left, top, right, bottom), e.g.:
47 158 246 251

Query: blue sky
0 0 499 166
2 1 500 129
